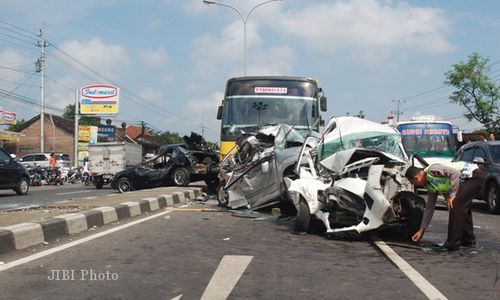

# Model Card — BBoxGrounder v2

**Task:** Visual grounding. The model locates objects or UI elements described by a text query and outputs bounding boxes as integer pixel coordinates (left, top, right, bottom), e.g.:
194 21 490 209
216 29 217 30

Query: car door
0 149 16 188
20 154 34 168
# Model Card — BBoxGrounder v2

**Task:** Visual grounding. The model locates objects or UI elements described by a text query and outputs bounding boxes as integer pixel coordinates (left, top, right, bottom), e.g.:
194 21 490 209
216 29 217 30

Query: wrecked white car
217 124 310 210
286 117 424 237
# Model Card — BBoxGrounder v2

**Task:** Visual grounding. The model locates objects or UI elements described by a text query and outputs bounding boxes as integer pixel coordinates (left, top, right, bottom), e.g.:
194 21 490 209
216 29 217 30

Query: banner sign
98 125 116 142
78 125 98 143
0 130 21 142
80 84 119 115
0 110 16 125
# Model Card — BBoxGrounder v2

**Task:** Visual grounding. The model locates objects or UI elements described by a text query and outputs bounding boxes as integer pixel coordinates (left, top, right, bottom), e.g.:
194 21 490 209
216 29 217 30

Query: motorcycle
44 167 65 185
27 165 43 186
81 170 91 186
66 167 81 184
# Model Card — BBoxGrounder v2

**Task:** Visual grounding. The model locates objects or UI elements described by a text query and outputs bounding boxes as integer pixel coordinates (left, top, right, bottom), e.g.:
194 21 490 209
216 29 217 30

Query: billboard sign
80 85 119 115
0 110 16 125
78 125 98 143
98 125 116 142
0 130 21 142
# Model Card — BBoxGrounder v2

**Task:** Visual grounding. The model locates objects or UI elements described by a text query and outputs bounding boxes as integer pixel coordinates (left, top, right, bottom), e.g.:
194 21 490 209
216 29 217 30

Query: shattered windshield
319 131 405 161
222 96 315 136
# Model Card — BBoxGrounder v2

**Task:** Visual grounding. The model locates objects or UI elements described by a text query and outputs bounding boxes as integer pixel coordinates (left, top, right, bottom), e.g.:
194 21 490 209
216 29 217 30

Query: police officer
405 162 486 251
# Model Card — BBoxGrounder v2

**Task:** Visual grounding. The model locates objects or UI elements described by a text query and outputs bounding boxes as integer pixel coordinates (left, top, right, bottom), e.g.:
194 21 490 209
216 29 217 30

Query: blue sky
0 0 499 142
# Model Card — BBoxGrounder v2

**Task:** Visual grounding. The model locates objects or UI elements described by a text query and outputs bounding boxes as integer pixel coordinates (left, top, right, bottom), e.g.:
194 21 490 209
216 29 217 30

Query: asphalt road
0 183 115 211
0 199 499 299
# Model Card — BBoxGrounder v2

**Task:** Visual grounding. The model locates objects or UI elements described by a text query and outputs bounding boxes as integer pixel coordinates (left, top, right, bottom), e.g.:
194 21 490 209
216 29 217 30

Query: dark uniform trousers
444 168 487 248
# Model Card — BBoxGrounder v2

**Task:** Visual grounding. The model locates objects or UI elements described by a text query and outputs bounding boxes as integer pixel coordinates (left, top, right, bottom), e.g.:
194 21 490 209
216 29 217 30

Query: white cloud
272 0 454 55
139 47 168 67
0 48 33 90
139 86 165 104
59 38 130 80
184 91 223 138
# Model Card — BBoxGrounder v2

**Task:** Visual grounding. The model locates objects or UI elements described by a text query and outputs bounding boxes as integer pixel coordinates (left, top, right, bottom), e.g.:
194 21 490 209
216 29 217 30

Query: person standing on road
405 161 486 251
48 152 57 169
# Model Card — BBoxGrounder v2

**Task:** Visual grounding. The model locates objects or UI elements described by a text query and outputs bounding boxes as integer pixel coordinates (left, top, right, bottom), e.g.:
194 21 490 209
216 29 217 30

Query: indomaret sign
80 84 119 115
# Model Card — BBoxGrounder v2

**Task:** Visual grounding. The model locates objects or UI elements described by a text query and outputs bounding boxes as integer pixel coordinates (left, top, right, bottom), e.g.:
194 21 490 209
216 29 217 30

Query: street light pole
203 0 282 76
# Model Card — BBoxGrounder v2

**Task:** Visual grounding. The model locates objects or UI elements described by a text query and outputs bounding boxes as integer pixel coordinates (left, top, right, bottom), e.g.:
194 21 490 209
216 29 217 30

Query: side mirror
319 118 325 127
320 96 327 112
261 161 269 174
216 105 223 120
457 130 463 143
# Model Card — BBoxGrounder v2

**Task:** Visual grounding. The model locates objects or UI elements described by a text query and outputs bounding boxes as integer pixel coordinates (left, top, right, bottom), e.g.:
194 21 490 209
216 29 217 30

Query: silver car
217 124 309 210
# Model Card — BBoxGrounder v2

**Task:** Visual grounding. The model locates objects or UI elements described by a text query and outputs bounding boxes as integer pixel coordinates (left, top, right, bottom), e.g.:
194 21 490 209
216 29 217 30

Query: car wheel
117 178 131 193
216 182 229 207
294 198 310 234
400 192 425 240
172 167 190 186
15 177 29 195
487 182 500 214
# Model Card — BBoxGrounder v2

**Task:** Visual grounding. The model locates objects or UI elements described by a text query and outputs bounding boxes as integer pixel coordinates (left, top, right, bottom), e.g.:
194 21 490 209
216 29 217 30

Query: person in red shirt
48 153 57 169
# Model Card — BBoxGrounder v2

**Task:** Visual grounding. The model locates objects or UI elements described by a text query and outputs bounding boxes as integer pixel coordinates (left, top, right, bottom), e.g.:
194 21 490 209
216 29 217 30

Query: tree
444 52 500 134
63 104 100 125
7 119 26 132
346 110 365 119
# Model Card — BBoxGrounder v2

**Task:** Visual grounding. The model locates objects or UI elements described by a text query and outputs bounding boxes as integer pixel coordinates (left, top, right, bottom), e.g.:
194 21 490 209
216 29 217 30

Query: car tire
117 177 131 193
15 177 29 195
399 192 425 240
294 198 310 234
487 182 500 214
216 182 229 207
172 167 190 186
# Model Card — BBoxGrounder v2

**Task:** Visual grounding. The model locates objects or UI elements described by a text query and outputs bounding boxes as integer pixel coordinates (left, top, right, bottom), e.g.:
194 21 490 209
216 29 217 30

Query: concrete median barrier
3 223 44 250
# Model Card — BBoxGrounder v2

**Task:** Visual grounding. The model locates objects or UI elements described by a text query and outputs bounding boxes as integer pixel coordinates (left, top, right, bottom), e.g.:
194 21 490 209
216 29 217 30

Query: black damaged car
110 143 219 193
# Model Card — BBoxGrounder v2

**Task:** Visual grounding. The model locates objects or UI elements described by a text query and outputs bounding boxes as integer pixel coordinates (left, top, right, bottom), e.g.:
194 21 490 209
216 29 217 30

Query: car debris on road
286 117 425 238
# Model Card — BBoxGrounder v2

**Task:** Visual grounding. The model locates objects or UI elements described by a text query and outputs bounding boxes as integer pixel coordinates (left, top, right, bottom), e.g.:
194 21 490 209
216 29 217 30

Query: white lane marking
107 194 120 197
0 207 183 272
374 240 447 300
55 190 92 196
170 294 183 300
84 197 97 200
201 255 253 300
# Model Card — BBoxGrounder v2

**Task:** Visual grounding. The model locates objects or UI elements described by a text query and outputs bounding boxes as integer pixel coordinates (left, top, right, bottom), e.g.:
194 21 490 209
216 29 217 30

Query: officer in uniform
405 161 486 251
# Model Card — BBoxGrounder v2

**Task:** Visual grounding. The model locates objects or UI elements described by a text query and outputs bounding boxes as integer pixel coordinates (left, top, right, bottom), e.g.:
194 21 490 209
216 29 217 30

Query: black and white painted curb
0 189 202 255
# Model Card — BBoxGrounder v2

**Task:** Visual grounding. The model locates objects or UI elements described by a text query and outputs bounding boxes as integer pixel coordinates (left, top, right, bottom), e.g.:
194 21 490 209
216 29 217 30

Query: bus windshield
222 96 315 136
221 79 319 137
398 123 455 158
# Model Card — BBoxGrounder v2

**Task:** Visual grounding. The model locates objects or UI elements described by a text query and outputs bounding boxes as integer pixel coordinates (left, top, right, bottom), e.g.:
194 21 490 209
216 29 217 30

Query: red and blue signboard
80 85 119 115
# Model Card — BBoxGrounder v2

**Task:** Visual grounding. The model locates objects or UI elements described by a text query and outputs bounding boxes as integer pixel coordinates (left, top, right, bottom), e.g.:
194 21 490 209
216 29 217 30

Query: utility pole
140 121 145 158
36 29 49 153
391 99 405 122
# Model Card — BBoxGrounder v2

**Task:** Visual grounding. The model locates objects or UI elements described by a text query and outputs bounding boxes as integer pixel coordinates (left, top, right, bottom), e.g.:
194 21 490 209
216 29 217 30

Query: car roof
459 140 500 150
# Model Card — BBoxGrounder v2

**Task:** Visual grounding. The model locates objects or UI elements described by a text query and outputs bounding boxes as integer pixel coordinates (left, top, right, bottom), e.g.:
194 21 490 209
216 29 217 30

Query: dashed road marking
56 190 92 196
84 197 98 200
201 255 253 300
374 240 447 300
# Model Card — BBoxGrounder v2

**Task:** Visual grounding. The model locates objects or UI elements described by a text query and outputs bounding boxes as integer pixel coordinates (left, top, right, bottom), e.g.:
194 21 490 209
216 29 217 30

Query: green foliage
346 110 365 119
63 104 101 125
7 119 26 132
444 52 500 134
150 129 183 145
